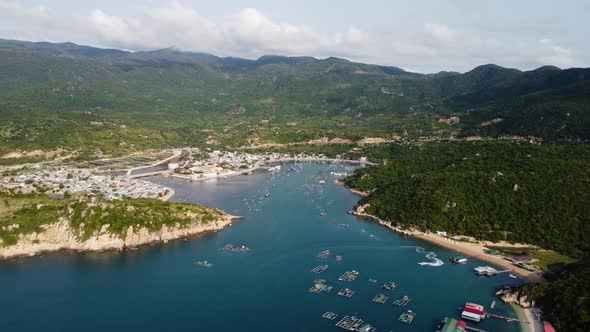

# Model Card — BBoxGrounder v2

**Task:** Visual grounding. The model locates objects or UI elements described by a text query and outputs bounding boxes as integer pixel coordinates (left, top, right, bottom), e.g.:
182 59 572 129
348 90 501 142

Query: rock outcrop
496 286 534 308
0 214 237 259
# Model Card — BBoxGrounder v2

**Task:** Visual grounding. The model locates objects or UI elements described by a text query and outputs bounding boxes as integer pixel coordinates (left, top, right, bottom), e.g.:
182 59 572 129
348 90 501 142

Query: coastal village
0 149 369 201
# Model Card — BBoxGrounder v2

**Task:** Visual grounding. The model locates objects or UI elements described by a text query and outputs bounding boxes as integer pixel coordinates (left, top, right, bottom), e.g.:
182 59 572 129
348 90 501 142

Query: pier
485 312 528 323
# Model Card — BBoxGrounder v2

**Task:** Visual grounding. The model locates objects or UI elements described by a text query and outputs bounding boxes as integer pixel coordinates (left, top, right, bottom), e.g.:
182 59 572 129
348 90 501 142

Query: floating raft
322 312 338 320
382 281 397 290
393 295 412 307
317 250 332 259
368 278 377 283
196 260 213 268
335 315 376 332
337 288 355 298
398 310 416 324
336 255 343 261
309 281 333 294
219 244 251 252
338 270 359 282
372 294 388 304
311 265 329 274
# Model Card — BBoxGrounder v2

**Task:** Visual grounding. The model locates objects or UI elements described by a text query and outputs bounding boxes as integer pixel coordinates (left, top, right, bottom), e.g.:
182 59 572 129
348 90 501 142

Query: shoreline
353 209 543 282
0 214 241 261
339 182 544 282
512 305 544 332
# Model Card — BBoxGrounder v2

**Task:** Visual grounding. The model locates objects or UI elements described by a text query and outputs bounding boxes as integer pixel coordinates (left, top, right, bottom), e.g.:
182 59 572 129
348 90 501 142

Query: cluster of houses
0 168 170 200
169 149 354 181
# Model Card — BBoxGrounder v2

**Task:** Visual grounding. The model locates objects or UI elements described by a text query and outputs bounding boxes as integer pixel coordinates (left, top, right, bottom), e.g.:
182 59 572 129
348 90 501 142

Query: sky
0 0 588 73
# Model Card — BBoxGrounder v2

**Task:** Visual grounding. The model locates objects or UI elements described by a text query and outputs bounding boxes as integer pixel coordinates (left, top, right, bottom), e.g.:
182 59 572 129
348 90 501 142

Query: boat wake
403 246 444 267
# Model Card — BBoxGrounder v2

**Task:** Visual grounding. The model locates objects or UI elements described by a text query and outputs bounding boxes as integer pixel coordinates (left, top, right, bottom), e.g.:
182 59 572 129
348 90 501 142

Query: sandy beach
513 305 544 332
351 208 544 282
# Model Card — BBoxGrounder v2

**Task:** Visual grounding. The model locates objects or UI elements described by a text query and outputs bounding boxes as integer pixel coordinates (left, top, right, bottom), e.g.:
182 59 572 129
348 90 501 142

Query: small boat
264 193 270 198
509 274 518 279
490 301 496 309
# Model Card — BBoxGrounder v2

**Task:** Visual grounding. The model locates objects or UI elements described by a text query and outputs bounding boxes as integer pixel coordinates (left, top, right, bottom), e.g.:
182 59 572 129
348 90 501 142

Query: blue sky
1 0 588 72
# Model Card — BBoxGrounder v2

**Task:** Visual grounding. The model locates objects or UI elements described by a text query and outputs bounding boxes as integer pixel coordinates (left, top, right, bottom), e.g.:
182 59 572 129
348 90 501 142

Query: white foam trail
402 246 444 267
418 252 444 267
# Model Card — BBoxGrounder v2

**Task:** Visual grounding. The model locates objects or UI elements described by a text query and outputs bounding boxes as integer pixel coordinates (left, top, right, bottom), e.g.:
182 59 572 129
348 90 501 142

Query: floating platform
309 279 333 293
372 294 388 304
382 281 397 290
393 295 412 307
335 315 376 332
219 244 251 252
368 278 377 283
398 310 416 324
311 265 329 274
317 250 332 259
338 270 359 282
322 312 338 320
337 288 355 298
196 260 213 268
336 255 343 261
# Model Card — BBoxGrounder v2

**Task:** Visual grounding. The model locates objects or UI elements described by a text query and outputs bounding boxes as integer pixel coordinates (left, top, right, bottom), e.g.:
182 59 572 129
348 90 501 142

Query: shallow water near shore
0 162 524 331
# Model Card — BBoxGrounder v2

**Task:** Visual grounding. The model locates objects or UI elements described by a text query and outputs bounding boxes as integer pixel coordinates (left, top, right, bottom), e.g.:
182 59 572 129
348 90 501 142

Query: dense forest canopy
343 142 590 256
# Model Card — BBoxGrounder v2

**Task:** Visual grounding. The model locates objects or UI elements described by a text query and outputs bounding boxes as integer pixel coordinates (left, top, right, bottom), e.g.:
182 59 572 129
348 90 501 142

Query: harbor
0 162 526 332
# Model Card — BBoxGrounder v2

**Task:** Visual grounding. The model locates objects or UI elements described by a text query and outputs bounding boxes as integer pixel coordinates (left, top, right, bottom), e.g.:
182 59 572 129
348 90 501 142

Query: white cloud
0 1 583 72
536 39 574 68
423 22 457 47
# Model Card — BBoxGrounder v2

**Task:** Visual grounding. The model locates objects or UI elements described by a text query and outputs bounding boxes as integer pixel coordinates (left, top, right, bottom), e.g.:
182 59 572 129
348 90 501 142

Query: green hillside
343 141 590 256
1 39 590 159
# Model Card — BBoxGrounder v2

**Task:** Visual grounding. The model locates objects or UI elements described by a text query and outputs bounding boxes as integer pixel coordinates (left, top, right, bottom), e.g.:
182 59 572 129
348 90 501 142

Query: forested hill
342 142 590 256
1 39 590 158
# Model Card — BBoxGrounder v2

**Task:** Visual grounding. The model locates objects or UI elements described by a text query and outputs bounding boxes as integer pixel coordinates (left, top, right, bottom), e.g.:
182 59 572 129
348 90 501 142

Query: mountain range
1 39 589 158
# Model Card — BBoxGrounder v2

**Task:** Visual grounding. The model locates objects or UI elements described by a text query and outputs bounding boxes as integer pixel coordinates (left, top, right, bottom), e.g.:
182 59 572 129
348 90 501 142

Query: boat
490 300 496 309
450 255 468 264
509 274 518 279
474 266 498 275
264 193 270 198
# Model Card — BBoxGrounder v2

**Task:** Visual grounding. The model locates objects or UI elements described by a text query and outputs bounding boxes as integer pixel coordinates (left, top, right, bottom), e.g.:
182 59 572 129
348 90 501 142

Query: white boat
509 274 518 279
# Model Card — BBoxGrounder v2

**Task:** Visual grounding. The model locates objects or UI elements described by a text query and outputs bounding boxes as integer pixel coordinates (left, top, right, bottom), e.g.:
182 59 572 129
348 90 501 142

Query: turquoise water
0 163 523 331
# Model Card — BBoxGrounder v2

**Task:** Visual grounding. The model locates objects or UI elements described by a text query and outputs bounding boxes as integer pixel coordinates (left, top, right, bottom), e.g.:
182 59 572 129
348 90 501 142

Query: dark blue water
0 163 523 331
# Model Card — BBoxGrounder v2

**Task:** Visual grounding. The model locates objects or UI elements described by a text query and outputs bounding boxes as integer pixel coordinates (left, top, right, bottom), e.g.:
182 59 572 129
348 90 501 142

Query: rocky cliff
0 214 237 259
